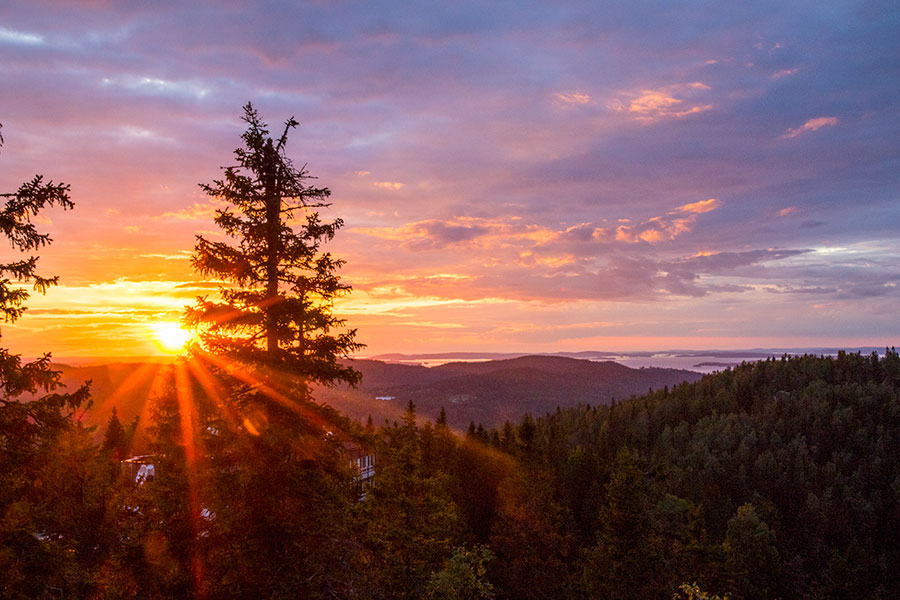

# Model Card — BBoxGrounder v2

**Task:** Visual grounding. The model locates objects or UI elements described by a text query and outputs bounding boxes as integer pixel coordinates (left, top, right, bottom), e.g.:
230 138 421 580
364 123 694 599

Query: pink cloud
771 67 800 79
777 206 798 217
356 197 722 255
554 91 591 106
782 117 839 138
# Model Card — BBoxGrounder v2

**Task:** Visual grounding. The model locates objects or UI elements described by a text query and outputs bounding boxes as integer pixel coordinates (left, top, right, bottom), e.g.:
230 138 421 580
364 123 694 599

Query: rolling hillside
54 356 702 436
324 355 703 429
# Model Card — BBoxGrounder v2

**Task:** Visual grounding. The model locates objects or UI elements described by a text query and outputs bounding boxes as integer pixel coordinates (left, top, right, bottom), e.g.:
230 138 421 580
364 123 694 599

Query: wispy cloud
615 199 720 244
356 199 721 252
777 206 798 217
100 75 211 100
138 252 191 261
676 198 720 215
554 91 591 106
771 67 800 79
0 26 45 45
157 201 224 221
373 181 405 190
608 82 712 122
782 117 839 138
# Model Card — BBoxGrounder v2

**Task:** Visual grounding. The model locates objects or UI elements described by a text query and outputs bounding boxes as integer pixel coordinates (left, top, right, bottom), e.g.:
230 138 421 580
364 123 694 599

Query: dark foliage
483 350 900 599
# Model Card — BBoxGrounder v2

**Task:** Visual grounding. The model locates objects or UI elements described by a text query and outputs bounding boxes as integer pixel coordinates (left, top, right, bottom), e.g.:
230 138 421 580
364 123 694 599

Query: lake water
372 353 792 374
366 348 875 373
610 354 778 374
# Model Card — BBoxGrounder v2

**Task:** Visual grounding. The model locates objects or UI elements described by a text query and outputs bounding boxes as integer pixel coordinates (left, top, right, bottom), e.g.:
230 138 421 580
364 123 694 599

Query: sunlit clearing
151 322 193 353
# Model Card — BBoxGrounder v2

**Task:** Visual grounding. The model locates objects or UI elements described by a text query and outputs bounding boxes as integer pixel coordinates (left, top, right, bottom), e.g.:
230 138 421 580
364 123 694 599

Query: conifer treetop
185 104 362 393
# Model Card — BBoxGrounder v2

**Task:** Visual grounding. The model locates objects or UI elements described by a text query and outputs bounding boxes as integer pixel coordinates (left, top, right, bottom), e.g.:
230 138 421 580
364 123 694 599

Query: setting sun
150 322 193 354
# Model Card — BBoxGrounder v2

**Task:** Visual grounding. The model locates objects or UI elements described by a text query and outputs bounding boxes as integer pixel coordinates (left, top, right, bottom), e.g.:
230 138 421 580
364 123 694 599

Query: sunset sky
2 0 898 358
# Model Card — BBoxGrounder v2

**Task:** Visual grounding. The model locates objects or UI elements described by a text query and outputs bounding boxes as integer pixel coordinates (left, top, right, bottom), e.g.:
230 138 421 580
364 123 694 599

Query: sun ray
194 351 344 437
185 356 248 438
196 352 300 409
89 362 165 430
173 361 207 598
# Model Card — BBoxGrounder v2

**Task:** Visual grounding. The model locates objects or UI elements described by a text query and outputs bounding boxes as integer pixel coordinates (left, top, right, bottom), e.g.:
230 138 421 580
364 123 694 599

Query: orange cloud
615 198 721 244
637 229 666 243
777 206 798 217
609 82 712 122
782 117 838 138
357 198 721 253
138 252 191 261
676 198 720 214
158 200 224 221
7 278 205 356
518 251 576 268
373 181 405 190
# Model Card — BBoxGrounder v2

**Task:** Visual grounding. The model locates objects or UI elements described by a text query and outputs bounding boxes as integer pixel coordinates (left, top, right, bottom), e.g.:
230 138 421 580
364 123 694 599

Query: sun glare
151 321 193 353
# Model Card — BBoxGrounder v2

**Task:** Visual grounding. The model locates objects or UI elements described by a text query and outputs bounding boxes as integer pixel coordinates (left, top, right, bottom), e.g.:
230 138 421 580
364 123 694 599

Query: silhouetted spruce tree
179 106 363 598
185 102 362 400
101 406 129 460
0 122 94 597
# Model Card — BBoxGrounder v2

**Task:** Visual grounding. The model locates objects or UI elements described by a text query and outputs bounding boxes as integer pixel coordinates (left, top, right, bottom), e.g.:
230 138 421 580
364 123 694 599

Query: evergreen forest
6 347 900 598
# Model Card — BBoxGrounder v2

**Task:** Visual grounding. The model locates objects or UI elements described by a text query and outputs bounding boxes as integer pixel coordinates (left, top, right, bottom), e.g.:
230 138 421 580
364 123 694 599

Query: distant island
368 347 890 364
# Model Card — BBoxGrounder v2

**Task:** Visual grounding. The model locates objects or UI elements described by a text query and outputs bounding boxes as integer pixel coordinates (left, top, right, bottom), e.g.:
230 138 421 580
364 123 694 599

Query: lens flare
151 322 192 353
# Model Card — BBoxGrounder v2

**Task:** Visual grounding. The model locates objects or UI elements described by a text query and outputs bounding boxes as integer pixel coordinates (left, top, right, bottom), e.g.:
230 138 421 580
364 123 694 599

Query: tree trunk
264 139 280 356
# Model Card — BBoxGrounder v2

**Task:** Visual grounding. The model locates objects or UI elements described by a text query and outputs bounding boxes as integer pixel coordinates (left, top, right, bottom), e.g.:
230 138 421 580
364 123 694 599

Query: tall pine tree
177 106 364 598
185 103 362 401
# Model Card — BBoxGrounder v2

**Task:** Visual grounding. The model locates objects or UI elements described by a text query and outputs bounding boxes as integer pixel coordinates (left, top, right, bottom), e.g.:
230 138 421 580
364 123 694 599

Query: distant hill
321 355 703 429
54 355 701 436
50 362 172 443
